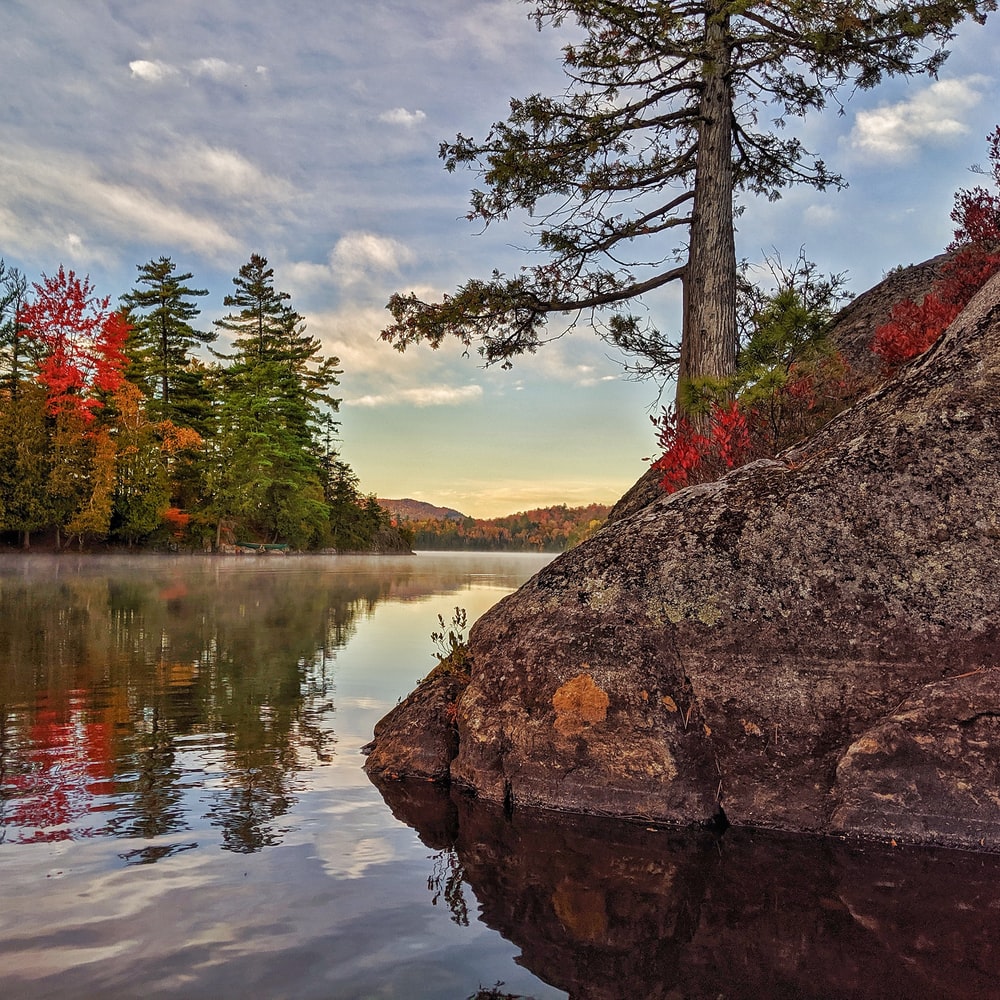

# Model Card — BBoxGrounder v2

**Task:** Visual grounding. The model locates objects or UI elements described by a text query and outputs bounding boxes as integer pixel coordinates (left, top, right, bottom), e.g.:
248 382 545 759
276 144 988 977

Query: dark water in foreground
2 553 1000 1000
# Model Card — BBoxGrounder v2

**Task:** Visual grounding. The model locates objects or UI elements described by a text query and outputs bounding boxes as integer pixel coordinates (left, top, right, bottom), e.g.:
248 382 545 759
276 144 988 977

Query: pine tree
0 261 32 400
121 257 212 422
214 253 298 363
383 0 994 407
208 254 341 549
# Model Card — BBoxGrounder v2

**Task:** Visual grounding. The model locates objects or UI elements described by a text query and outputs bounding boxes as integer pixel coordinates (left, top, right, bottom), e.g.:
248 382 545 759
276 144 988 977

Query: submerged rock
365 268 1000 851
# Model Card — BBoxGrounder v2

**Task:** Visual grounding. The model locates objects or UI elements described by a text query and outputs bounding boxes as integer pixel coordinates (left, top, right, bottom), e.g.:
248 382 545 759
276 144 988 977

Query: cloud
189 57 244 81
283 235 417 303
802 204 837 227
129 59 179 83
848 76 989 162
348 385 483 408
153 142 290 200
377 107 427 127
128 57 251 87
331 232 415 285
451 0 559 64
304 300 474 395
572 363 619 388
0 144 241 262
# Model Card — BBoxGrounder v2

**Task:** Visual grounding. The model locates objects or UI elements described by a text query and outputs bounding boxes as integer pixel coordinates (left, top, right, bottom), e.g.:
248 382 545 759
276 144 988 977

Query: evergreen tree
0 383 52 548
214 253 298 363
46 407 94 548
121 257 212 423
325 460 391 551
383 0 994 408
65 427 116 549
208 254 341 549
214 253 341 444
0 261 32 399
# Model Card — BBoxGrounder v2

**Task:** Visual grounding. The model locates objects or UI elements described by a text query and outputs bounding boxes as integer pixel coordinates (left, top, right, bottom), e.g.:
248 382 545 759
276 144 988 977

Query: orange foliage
162 506 192 539
159 421 203 454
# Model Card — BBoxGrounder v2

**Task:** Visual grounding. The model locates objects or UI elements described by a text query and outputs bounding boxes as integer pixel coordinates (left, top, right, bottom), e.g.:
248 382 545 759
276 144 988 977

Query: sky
1 1 998 517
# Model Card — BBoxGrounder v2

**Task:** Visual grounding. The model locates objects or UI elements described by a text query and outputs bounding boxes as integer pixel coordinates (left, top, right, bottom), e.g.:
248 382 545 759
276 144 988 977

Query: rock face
366 268 1000 851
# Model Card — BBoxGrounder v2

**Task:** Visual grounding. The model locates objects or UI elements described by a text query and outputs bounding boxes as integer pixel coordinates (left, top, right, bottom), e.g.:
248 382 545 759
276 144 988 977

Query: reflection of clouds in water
0 554 559 997
344 836 396 879
1 828 410 990
337 696 384 710
307 789 410 880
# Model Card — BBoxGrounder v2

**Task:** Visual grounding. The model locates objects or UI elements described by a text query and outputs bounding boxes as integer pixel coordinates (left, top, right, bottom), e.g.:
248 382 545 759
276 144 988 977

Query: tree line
395 503 610 552
0 253 397 552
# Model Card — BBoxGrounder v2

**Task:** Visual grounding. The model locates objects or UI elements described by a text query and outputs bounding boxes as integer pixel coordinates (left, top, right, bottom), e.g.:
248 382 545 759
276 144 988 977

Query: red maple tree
20 266 130 422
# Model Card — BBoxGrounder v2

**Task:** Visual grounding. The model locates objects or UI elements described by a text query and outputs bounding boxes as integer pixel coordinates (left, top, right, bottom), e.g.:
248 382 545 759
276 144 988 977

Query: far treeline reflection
0 559 449 859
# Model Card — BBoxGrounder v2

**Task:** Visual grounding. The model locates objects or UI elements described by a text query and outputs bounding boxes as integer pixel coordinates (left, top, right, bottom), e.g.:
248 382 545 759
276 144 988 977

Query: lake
3 552 1000 1000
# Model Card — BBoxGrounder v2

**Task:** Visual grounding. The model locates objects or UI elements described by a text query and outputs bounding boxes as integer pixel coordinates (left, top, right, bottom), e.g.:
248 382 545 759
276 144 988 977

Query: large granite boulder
366 267 1000 851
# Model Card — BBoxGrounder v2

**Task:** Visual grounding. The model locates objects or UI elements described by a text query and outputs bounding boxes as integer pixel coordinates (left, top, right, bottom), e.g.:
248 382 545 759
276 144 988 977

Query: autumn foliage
872 126 1000 368
655 127 1000 495
397 503 611 552
162 507 192 538
652 402 752 493
20 266 129 422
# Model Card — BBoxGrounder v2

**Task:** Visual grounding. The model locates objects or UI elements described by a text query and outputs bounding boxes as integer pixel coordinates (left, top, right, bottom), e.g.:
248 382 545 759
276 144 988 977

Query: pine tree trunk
679 9 737 414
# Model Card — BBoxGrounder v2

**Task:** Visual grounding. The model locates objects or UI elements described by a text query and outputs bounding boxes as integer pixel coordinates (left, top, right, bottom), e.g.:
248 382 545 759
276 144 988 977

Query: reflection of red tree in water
5 692 114 843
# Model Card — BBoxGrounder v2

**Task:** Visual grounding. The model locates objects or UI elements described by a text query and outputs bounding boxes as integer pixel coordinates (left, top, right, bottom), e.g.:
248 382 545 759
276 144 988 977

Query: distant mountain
378 498 468 522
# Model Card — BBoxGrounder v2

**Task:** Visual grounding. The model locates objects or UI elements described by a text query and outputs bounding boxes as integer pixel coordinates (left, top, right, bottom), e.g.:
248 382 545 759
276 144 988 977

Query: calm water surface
0 552 561 999
3 552 1000 1000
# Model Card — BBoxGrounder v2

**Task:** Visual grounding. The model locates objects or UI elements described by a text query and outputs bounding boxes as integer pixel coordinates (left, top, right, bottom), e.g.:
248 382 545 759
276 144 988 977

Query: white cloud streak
129 57 252 86
378 107 427 127
849 76 990 162
129 59 178 83
332 232 414 279
288 234 416 293
0 145 241 262
189 57 244 81
348 385 483 408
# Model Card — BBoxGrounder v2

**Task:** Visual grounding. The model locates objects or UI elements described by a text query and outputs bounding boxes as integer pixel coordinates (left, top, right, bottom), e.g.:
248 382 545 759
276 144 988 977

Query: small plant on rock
422 606 471 684
652 250 855 493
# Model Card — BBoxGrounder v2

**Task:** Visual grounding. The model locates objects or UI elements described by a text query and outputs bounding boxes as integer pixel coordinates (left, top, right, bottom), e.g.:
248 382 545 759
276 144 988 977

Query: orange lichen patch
847 735 882 756
553 673 610 736
551 878 609 942
662 695 678 713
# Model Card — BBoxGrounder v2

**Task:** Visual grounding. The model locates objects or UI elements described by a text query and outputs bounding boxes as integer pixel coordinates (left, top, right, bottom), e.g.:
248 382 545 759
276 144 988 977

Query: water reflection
0 554 510 858
374 777 1000 1000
